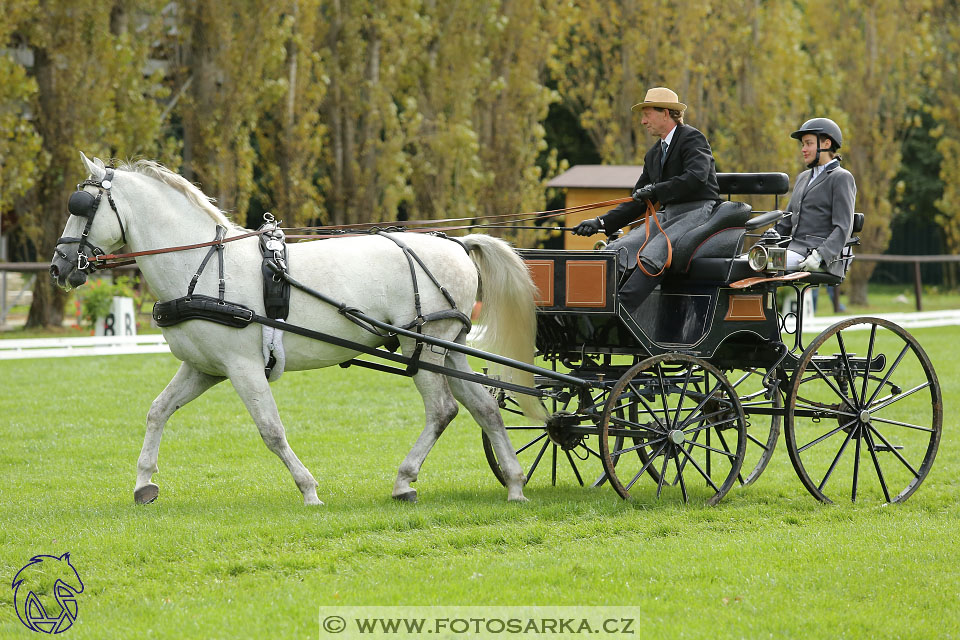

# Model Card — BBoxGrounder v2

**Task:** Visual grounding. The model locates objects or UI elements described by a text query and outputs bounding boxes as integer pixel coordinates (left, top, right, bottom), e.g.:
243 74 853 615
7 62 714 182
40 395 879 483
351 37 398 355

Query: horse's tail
461 234 547 422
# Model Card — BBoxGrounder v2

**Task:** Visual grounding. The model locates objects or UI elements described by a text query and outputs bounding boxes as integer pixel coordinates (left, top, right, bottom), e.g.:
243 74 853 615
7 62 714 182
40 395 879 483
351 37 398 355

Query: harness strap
186 226 226 300
385 232 461 309
151 297 557 395
399 309 472 331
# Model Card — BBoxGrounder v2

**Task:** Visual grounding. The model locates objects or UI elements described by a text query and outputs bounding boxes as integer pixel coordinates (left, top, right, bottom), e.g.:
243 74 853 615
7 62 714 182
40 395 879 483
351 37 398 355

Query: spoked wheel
785 317 942 503
483 385 609 488
599 354 746 505
727 368 783 486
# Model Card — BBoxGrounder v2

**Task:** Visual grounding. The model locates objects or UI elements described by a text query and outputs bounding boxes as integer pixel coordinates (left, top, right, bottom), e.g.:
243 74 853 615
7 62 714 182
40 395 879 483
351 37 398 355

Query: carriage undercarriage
483 286 942 506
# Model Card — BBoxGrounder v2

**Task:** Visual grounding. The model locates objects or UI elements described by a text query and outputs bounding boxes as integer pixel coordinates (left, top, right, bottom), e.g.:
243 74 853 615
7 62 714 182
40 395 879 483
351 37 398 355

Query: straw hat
631 87 686 112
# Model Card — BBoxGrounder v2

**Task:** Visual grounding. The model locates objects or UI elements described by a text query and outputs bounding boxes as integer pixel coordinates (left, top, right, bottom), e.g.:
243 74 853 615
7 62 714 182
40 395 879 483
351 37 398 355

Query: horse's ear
79 152 105 181
60 552 71 561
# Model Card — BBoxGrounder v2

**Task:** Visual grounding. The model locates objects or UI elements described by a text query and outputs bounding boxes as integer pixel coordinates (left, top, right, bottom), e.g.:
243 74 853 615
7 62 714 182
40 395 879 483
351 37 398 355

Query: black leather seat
667 201 751 281
672 201 751 270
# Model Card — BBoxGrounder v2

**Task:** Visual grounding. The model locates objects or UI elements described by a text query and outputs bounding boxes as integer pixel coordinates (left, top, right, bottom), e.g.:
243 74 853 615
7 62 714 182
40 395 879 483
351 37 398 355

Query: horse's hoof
134 483 159 504
304 495 324 506
392 490 418 503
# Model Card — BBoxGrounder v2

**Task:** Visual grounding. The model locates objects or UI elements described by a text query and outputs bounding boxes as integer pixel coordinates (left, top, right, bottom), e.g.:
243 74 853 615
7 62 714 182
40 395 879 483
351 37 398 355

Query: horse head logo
12 553 84 634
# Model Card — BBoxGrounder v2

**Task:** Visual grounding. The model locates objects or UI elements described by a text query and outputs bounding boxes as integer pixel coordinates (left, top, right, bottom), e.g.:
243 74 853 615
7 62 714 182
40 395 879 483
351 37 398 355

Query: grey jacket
775 160 857 277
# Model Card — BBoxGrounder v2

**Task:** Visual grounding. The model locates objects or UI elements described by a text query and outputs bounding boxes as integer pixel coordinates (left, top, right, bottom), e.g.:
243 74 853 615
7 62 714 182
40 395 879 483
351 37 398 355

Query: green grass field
0 325 957 638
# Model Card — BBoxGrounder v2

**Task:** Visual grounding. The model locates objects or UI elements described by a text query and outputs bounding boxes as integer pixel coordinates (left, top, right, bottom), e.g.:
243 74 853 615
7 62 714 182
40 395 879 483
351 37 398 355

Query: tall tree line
2 0 958 325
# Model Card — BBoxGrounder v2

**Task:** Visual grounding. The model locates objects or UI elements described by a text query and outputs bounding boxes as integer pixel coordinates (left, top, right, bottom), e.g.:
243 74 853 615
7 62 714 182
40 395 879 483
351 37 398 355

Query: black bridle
55 167 127 273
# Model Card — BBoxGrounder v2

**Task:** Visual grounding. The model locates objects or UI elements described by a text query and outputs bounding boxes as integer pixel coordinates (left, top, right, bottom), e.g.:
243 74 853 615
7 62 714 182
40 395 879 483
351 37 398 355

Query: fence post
913 261 923 312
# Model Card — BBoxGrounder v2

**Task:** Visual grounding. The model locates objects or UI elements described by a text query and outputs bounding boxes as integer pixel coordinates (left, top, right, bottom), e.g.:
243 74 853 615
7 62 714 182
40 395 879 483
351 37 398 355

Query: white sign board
95 296 137 336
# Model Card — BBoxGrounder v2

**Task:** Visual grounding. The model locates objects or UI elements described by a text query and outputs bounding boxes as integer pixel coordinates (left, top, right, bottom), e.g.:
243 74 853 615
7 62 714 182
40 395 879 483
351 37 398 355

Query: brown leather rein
635 199 673 278
91 196 634 269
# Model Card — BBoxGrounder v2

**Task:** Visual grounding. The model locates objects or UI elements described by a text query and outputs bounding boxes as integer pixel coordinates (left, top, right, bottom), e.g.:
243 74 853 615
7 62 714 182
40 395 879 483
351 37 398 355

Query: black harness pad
153 295 255 329
259 222 290 320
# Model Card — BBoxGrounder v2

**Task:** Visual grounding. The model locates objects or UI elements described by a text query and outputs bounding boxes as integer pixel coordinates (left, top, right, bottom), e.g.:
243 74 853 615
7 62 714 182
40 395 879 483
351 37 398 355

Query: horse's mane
118 159 238 229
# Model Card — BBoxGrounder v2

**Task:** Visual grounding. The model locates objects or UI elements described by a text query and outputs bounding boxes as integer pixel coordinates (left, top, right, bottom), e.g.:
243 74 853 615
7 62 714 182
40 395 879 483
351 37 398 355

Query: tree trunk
25 46 73 328
26 277 66 329
846 260 877 306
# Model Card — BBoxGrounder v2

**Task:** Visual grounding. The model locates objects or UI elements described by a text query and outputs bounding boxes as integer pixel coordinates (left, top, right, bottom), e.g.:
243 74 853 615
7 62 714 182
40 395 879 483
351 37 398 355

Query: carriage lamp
747 229 786 272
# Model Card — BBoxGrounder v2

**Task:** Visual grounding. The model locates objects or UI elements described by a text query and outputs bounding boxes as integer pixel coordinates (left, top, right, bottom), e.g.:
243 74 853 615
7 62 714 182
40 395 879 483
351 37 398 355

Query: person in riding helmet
775 117 857 278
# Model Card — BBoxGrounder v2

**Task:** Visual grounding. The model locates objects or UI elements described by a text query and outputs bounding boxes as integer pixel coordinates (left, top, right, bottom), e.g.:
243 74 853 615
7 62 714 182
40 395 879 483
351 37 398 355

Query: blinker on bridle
56 167 127 273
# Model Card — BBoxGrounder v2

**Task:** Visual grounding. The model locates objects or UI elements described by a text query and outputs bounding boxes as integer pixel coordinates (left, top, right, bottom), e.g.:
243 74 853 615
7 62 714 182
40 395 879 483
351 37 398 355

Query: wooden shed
547 165 640 250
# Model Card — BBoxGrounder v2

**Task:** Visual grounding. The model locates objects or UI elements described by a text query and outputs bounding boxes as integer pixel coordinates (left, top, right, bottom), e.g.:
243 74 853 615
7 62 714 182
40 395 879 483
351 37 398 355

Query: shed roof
546 165 641 189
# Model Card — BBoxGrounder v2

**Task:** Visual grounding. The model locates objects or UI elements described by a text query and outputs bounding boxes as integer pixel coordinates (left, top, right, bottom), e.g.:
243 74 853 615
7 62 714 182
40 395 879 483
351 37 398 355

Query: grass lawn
0 325 957 638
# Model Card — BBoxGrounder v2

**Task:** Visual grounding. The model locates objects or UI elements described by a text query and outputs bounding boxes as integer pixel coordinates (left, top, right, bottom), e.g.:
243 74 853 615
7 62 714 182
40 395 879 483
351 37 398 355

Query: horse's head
50 152 128 290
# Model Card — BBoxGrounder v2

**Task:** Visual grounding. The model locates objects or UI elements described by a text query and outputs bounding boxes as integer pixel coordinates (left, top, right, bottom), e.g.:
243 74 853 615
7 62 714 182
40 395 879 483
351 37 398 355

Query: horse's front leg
136 361 224 504
229 369 321 505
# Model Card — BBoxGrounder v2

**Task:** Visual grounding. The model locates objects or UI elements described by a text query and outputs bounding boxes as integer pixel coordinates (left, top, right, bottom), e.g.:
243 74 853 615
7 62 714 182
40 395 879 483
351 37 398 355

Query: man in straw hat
573 86 720 314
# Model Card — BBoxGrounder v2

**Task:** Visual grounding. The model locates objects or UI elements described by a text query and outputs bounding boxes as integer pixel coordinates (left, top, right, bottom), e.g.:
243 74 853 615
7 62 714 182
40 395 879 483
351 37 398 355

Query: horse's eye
67 191 97 217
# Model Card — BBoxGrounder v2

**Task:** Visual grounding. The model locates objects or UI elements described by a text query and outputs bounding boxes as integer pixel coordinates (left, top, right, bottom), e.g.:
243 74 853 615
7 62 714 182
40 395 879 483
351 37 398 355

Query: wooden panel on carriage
521 249 617 314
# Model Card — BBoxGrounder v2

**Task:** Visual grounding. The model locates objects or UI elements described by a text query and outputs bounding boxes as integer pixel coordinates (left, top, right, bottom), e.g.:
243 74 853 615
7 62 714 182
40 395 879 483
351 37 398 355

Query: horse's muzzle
50 251 88 289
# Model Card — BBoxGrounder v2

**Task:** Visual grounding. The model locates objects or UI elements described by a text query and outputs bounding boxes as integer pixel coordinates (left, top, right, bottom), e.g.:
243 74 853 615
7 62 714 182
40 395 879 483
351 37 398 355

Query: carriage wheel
599 354 746 505
727 368 782 486
482 386 609 488
784 317 942 504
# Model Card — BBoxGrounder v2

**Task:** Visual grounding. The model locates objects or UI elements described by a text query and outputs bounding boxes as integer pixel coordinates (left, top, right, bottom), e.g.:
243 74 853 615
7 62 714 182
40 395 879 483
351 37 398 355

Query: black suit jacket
601 123 720 233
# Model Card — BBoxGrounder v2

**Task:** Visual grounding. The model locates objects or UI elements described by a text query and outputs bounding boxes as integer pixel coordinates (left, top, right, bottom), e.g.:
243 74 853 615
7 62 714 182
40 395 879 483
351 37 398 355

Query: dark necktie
660 140 668 169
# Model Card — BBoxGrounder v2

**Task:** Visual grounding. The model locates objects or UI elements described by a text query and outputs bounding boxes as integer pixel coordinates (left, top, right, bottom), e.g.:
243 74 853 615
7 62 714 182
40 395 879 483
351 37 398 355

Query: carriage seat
668 200 752 280
665 173 790 283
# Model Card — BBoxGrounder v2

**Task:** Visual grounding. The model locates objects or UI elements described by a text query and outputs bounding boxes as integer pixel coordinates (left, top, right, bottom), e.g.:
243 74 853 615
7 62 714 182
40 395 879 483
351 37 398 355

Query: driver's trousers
608 199 715 314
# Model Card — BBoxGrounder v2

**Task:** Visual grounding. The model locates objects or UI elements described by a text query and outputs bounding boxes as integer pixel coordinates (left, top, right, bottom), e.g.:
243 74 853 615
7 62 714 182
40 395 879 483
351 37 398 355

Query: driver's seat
666 200 752 282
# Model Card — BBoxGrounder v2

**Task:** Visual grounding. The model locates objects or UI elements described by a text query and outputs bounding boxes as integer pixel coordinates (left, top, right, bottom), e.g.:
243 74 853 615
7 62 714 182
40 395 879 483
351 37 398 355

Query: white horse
51 153 542 504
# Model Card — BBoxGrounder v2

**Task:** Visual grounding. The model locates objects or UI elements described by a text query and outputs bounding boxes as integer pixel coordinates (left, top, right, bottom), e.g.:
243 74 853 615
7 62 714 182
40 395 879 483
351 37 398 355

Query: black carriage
483 173 942 505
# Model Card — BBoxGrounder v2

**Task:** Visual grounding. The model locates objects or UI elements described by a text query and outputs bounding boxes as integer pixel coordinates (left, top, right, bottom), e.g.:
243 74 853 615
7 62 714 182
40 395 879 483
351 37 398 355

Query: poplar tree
172 0 288 223
319 0 418 226
0 0 43 218
931 2 960 287
14 0 167 327
803 0 938 304
253 0 327 227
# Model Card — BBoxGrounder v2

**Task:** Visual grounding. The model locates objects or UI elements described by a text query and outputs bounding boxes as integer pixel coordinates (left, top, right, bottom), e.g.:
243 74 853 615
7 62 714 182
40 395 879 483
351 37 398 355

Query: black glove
632 184 656 202
572 217 602 236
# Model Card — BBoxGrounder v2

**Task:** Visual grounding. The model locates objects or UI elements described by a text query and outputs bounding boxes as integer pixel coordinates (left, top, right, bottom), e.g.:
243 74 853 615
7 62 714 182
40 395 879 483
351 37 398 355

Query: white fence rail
0 334 169 360
804 309 960 333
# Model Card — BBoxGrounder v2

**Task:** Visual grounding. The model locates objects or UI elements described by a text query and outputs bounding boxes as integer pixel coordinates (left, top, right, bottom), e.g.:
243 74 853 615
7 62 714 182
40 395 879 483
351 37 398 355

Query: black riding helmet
791 117 843 168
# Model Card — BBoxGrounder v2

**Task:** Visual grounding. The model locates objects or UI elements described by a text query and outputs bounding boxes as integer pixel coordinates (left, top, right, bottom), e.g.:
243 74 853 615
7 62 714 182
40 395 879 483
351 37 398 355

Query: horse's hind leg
444 350 527 502
229 370 321 505
136 362 224 504
392 360 460 503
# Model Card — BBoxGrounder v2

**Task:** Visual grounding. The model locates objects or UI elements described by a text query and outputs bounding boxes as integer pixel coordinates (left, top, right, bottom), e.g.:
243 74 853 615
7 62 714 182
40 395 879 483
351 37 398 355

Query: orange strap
635 200 672 277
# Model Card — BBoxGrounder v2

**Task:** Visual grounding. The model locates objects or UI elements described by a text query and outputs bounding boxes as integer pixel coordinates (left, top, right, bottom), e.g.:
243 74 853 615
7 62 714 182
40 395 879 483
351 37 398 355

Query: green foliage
4 0 960 326
77 275 139 329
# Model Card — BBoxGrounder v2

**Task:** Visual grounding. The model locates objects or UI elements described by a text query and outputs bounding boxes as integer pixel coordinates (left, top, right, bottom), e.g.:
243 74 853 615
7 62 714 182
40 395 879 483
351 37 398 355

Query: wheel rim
785 317 942 504
599 354 747 505
727 368 782 487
